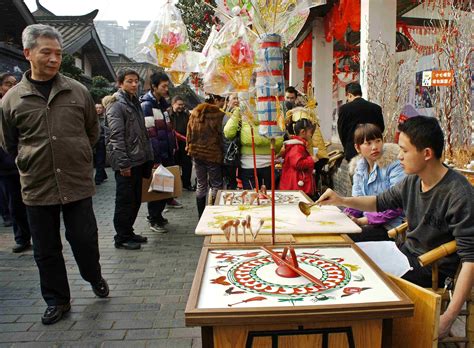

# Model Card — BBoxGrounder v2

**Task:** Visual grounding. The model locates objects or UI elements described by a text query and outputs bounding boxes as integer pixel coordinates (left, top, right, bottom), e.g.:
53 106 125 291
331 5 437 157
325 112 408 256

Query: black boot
196 197 206 218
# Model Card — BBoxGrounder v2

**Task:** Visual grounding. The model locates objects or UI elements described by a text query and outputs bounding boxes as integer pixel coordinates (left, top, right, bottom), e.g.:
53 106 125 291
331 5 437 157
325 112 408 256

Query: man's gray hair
22 24 63 49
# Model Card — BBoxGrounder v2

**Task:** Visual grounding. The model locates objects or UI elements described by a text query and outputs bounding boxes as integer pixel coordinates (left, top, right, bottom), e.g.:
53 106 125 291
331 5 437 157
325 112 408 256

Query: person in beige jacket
0 24 108 326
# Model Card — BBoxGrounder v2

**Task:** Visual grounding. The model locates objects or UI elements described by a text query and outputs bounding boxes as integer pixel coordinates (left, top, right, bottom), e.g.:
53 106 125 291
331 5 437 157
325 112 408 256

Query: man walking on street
94 103 108 185
0 24 108 325
168 95 194 191
337 82 385 161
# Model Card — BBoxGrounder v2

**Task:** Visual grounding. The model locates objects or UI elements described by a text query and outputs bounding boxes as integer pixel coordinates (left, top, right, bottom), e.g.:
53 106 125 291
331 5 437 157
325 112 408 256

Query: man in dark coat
0 24 108 325
168 95 193 191
337 82 385 161
0 148 31 253
105 69 154 250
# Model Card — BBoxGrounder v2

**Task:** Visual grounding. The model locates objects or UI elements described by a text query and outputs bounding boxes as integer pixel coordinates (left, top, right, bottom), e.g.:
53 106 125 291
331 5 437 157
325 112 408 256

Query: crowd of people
0 23 472 339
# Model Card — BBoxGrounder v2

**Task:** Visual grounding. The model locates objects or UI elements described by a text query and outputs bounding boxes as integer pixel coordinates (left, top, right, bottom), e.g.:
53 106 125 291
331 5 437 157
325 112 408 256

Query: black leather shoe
91 278 109 298
41 303 71 325
130 234 147 243
12 242 31 253
114 241 141 250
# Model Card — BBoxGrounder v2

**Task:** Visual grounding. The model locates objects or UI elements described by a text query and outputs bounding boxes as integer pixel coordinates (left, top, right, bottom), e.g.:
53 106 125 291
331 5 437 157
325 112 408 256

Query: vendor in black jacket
337 82 385 161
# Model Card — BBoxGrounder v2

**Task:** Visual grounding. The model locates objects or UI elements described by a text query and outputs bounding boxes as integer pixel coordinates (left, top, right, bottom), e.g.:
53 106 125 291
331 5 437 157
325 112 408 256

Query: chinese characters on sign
422 70 454 87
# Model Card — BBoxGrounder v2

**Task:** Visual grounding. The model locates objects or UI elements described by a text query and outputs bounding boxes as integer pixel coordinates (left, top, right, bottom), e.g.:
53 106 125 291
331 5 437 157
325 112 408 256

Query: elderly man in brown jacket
0 24 108 325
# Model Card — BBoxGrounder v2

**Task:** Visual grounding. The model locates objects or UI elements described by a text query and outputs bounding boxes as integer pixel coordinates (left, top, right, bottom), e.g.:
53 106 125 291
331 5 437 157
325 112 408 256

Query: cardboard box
141 165 183 202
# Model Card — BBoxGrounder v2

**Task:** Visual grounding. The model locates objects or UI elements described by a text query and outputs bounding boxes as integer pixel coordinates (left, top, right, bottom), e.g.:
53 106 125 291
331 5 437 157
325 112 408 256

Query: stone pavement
0 168 204 347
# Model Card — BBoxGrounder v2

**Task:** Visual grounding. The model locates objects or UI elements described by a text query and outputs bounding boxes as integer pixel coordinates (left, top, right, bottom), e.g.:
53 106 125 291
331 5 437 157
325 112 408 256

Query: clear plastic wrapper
249 0 313 45
166 51 206 86
203 15 258 95
136 0 189 68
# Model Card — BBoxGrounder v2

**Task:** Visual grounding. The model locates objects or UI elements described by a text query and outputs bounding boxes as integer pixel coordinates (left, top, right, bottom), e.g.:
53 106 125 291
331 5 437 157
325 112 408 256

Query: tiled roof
33 1 115 81
0 0 36 48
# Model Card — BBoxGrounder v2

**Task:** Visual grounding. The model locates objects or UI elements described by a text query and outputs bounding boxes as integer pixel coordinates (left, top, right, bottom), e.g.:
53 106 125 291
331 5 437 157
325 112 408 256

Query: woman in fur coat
186 95 225 217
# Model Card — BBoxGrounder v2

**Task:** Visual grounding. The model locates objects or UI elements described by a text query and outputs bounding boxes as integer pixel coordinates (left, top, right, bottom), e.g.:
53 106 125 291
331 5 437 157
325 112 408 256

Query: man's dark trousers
94 137 108 184
148 158 174 223
175 140 192 188
0 174 30 244
26 197 101 306
114 165 145 243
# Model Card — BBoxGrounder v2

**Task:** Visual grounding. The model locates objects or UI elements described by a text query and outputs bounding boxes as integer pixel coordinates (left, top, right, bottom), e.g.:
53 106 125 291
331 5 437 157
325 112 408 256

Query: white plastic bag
149 165 175 193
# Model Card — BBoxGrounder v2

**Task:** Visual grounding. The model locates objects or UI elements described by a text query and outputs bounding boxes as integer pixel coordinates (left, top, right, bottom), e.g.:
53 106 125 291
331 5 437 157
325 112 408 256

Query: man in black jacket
168 95 193 191
0 149 31 252
337 83 385 161
105 69 154 250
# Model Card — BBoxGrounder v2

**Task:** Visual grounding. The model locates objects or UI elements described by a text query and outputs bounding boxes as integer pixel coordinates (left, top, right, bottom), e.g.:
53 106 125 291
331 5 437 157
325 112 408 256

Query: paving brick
113 320 153 330
0 169 203 347
0 323 34 332
144 339 193 348
0 315 19 323
169 328 201 339
29 320 75 331
12 343 61 348
0 332 40 342
36 331 83 342
101 341 147 348
71 320 114 330
79 330 126 341
125 329 168 340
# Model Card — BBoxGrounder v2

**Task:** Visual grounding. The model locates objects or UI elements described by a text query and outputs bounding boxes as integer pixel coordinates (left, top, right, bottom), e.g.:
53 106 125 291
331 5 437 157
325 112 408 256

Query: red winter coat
279 136 315 196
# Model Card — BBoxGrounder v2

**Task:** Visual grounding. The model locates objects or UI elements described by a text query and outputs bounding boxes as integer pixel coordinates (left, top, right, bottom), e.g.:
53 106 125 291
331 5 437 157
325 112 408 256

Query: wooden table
185 243 414 348
214 190 313 206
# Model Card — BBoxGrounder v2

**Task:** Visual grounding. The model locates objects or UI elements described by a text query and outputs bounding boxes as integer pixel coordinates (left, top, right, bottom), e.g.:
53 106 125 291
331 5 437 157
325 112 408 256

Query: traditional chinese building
32 0 115 84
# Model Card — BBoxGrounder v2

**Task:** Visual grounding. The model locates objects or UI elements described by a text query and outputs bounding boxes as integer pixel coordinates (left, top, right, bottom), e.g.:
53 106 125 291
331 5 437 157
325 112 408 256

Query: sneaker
91 278 109 298
167 199 183 209
150 223 168 233
146 216 168 226
184 185 196 191
130 234 147 243
114 241 141 250
12 241 31 253
41 303 71 325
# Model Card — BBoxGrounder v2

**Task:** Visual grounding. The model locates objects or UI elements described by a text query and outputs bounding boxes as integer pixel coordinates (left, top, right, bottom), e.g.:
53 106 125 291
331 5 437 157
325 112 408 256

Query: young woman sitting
345 123 405 242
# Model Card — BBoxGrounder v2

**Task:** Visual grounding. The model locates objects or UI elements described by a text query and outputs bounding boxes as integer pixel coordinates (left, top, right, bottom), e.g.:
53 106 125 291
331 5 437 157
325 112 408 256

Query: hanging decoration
397 22 439 55
136 0 190 68
324 0 361 43
296 33 312 69
202 13 257 95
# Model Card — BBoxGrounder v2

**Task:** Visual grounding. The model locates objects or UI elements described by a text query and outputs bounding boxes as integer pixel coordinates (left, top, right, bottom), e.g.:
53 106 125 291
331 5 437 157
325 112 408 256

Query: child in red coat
279 118 318 197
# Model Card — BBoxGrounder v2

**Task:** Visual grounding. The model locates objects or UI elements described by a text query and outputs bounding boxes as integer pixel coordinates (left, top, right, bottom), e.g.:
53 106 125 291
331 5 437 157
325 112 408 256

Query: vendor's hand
120 167 131 177
351 216 368 226
153 163 160 169
315 188 343 206
438 312 455 339
312 155 319 162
